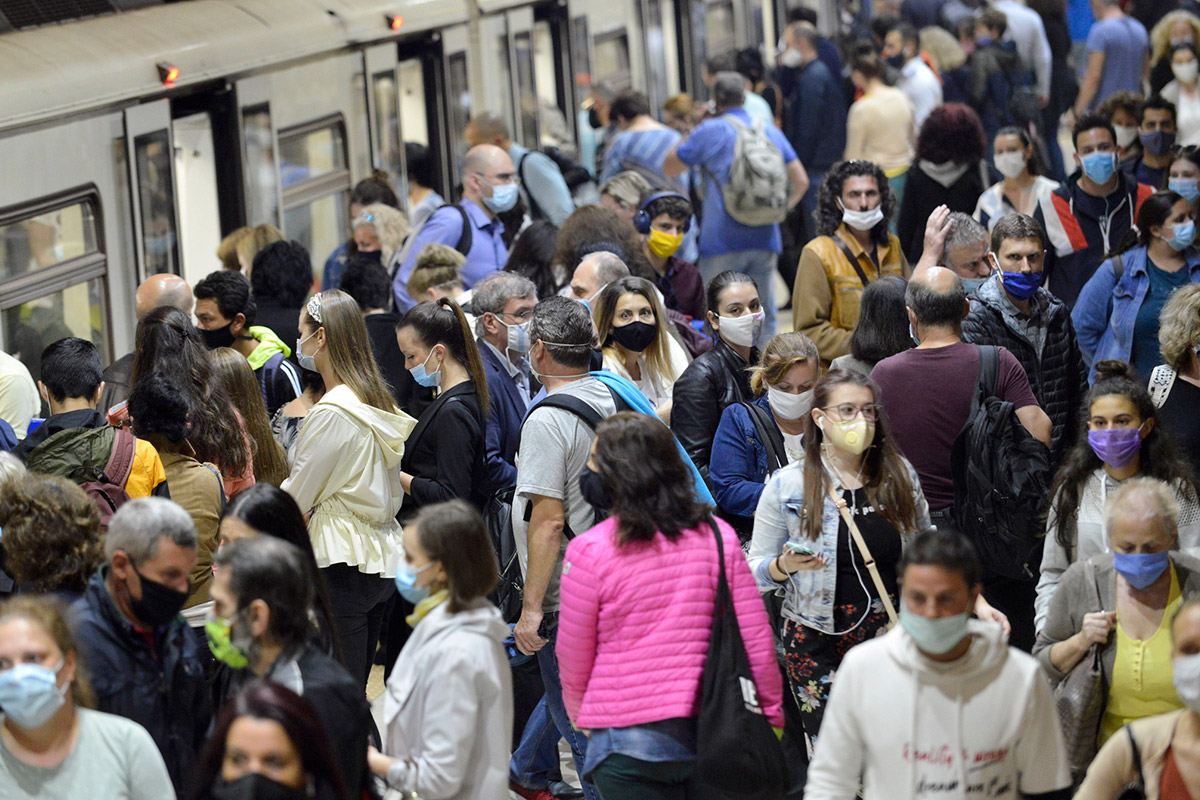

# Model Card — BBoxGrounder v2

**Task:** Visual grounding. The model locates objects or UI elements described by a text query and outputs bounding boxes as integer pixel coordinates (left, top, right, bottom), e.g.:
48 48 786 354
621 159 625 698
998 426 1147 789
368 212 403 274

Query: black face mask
610 320 657 353
885 52 906 69
588 107 603 130
211 773 308 800
579 465 612 513
128 564 189 628
201 323 237 350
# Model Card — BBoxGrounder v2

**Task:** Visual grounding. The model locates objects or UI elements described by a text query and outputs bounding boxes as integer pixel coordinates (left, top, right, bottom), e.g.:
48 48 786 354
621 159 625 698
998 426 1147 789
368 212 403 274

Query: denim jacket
747 454 931 633
711 395 775 521
1072 244 1200 382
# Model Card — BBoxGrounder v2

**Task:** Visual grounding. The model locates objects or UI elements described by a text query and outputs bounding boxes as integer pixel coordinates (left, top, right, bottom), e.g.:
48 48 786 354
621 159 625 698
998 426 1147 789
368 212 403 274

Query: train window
593 30 632 90
134 130 181 277
492 31 514 132
398 59 429 147
0 194 110 374
513 30 539 147
372 71 403 181
446 52 471 183
705 0 736 64
279 118 351 280
242 104 280 227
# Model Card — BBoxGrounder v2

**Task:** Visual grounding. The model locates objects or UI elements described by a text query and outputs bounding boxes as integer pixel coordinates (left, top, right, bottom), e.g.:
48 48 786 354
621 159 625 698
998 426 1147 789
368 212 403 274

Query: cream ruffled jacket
283 384 416 576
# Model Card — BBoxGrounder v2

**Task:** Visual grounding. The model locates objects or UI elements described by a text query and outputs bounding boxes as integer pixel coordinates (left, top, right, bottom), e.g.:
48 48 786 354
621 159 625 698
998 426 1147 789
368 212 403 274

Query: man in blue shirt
392 144 514 312
466 113 575 227
664 72 808 340
1073 0 1149 114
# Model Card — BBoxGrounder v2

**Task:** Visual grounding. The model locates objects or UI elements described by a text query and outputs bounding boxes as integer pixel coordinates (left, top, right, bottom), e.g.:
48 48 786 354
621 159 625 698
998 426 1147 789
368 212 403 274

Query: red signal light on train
386 15 403 31
157 63 180 87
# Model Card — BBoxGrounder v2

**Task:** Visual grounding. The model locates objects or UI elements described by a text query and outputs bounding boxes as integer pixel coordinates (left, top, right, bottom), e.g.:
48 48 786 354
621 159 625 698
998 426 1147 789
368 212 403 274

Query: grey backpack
711 116 789 227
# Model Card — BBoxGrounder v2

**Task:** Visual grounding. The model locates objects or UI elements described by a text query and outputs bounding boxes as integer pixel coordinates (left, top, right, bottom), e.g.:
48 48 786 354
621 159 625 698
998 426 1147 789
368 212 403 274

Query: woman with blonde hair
593 276 689 423
209 347 290 486
1150 10 1200 95
0 595 174 797
354 203 411 269
1150 283 1200 473
217 224 284 273
283 290 417 687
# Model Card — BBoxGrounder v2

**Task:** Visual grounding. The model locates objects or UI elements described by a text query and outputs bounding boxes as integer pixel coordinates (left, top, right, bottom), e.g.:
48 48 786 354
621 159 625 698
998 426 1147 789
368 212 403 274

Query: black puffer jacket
671 339 757 481
962 279 1088 467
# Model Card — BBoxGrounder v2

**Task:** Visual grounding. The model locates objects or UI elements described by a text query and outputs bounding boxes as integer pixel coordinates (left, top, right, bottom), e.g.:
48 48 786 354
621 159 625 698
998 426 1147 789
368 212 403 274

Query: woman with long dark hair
209 347 289 486
1073 190 1200 380
282 290 417 688
188 679 351 800
557 412 783 796
1035 360 1200 632
506 219 561 300
829 274 912 376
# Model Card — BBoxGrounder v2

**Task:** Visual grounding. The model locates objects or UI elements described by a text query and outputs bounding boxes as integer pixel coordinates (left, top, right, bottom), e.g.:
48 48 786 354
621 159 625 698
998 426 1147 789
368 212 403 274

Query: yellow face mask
647 229 684 258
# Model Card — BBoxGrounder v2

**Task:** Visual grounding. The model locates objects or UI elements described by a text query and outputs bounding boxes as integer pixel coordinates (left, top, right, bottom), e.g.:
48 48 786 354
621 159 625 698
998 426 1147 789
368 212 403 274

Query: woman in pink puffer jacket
557 411 785 798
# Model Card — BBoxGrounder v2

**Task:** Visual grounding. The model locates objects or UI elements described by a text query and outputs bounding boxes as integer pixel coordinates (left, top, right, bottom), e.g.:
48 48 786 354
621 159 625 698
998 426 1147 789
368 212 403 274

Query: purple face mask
1088 427 1142 468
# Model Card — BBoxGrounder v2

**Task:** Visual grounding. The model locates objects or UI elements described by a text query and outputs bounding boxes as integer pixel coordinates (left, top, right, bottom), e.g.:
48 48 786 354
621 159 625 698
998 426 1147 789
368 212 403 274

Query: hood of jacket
246 326 291 370
318 384 416 468
919 159 971 189
1060 168 1143 222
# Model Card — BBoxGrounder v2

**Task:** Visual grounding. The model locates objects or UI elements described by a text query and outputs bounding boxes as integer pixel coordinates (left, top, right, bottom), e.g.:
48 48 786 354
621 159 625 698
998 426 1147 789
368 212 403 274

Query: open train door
123 99 182 283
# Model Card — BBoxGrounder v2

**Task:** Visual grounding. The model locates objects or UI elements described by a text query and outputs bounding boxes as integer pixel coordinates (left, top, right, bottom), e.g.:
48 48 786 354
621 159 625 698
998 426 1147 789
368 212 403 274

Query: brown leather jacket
791 224 907 363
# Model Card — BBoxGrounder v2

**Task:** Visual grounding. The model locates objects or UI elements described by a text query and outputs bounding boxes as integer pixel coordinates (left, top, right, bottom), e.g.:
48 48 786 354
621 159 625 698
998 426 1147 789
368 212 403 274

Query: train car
0 0 825 383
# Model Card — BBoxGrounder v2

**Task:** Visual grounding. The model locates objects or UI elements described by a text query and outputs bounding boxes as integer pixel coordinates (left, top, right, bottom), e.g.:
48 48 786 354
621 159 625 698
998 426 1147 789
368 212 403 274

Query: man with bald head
101 274 194 413
569 251 630 309
871 266 1052 649
393 144 515 312
465 113 574 226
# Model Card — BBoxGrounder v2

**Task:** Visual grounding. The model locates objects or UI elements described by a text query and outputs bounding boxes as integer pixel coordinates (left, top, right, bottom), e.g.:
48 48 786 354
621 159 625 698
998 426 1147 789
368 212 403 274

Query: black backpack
950 346 1052 581
486 387 630 623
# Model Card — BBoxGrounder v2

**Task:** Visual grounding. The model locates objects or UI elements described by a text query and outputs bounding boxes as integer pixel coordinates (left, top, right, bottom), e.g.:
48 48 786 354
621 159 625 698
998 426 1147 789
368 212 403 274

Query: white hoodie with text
804 619 1069 800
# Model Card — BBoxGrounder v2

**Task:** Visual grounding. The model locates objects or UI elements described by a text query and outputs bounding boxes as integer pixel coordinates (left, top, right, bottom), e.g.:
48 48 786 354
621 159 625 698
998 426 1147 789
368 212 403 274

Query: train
0 0 836 377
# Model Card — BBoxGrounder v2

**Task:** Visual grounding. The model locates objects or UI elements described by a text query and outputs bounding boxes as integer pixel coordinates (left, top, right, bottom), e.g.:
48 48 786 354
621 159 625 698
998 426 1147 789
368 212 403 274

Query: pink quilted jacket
557 516 785 730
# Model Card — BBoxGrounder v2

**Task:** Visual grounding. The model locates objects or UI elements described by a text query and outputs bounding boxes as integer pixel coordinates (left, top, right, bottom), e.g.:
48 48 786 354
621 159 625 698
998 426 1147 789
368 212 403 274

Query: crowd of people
8 1 1200 798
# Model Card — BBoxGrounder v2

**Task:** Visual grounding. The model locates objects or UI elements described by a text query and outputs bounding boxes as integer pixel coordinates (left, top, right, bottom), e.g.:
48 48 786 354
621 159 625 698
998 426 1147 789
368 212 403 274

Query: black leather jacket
671 339 757 481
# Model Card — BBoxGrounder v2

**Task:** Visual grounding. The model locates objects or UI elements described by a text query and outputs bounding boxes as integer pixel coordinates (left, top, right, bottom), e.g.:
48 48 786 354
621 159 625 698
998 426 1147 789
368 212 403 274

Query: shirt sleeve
126 439 167 498
994 347 1040 409
522 152 575 227
770 127 798 164
1085 21 1107 53
124 718 179 800
515 408 573 502
408 402 483 506
804 649 867 800
557 537 600 724
747 471 791 589
1015 667 1072 794
675 120 724 169
281 407 353 512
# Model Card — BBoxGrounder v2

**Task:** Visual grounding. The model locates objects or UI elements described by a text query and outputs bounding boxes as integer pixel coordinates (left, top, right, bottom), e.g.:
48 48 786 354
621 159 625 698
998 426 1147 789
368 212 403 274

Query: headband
306 293 323 324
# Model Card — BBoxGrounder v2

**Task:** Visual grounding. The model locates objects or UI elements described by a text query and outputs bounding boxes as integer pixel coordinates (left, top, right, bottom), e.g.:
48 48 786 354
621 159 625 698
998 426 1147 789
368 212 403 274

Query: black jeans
590 754 698 800
321 563 395 687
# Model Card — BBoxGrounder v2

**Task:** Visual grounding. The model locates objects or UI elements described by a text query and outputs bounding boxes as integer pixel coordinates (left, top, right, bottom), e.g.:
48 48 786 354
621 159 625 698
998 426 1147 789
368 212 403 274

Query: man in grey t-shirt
512 296 616 800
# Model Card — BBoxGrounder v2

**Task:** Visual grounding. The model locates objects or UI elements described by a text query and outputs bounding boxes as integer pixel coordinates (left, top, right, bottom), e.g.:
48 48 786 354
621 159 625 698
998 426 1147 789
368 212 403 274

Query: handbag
826 484 898 627
1053 559 1105 785
1115 725 1147 800
694 518 789 800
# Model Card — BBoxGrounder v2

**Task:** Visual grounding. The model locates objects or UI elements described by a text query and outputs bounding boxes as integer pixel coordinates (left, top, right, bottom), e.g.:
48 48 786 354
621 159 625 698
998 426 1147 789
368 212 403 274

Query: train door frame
505 6 539 149
534 0 576 145
441 25 473 191
235 75 284 230
171 83 246 239
123 99 183 283
396 34 452 201
364 42 404 195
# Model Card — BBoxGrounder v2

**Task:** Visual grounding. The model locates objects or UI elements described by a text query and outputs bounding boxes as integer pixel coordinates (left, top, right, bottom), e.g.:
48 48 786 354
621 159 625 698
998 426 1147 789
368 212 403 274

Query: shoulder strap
1148 364 1177 409
1125 725 1146 791
825 483 898 627
1111 252 1126 284
976 345 1000 405
203 462 227 511
105 429 137 487
708 515 731 613
449 204 472 256
740 401 787 474
832 235 873 287
528 393 605 432
517 152 544 220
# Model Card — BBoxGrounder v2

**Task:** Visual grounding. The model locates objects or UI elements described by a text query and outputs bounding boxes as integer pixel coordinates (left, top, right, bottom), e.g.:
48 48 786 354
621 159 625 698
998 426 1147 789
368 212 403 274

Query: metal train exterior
0 0 831 378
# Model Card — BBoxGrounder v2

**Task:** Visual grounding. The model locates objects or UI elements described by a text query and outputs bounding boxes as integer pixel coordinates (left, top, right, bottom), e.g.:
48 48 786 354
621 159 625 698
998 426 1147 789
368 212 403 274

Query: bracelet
774 555 789 579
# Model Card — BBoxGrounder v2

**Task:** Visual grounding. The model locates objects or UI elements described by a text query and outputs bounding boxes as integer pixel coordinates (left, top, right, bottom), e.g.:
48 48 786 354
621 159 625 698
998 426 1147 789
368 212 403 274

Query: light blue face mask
394 560 434 604
408 348 442 388
0 660 67 729
1170 178 1200 205
484 182 519 214
1080 151 1116 185
962 276 989 294
900 608 971 655
1165 218 1198 251
295 331 318 372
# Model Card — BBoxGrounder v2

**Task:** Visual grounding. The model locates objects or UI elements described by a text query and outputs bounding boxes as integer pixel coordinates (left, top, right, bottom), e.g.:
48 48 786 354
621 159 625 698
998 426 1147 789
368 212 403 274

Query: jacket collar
835 224 892 262
404 382 476 453
714 338 758 371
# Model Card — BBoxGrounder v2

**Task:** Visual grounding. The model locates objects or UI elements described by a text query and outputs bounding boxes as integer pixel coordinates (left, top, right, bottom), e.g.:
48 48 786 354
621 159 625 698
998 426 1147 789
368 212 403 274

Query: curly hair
1050 360 1199 555
1159 283 1200 371
553 205 655 281
916 103 986 165
817 160 896 245
250 240 314 309
1152 11 1200 66
0 474 102 594
353 203 411 267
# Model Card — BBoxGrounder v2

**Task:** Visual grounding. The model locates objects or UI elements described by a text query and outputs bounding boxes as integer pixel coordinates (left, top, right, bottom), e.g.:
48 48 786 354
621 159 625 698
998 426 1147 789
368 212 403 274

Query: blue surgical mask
408 348 442 388
484 182 519 214
1113 551 1170 590
1165 219 1197 251
900 608 971 655
1170 178 1200 204
501 318 531 354
1080 151 1116 185
394 560 434 604
1000 270 1043 300
962 276 989 294
295 331 318 372
0 660 68 729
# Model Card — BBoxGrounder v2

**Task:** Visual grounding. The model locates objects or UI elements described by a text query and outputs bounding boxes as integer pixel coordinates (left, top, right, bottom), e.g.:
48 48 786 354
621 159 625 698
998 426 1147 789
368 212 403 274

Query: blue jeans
531 623 602 800
698 249 779 341
511 697 561 789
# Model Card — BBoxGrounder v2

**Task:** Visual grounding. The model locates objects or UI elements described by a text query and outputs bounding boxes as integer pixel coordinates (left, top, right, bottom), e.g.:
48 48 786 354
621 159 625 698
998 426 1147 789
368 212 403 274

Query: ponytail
398 299 490 417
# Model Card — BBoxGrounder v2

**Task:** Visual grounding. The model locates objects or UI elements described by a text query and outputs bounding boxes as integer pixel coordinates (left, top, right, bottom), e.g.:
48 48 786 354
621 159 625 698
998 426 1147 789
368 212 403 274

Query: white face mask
1175 60 1200 85
767 386 813 421
1114 124 1139 148
994 151 1028 180
779 48 804 68
716 310 764 348
840 203 885 232
1174 652 1200 713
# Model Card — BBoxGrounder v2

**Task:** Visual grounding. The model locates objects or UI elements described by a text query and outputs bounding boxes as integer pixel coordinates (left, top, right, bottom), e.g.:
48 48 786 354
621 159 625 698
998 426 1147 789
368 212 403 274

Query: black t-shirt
834 487 903 604
1159 377 1200 478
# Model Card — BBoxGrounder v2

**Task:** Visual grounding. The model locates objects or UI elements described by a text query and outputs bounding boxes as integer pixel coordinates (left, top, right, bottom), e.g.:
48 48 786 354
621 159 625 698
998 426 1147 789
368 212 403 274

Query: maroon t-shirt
870 342 1039 510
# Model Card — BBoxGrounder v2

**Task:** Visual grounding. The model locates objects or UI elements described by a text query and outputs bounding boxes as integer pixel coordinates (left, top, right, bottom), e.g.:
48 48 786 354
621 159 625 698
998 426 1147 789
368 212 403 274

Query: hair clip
307 293 323 324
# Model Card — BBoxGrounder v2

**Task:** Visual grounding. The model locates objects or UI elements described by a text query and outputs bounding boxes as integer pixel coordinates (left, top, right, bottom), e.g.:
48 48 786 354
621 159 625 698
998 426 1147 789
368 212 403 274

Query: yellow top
1100 565 1184 745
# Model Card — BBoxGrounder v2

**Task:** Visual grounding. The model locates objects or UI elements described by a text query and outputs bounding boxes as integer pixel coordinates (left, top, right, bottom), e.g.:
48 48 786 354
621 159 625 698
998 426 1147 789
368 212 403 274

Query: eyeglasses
499 309 535 323
822 403 881 422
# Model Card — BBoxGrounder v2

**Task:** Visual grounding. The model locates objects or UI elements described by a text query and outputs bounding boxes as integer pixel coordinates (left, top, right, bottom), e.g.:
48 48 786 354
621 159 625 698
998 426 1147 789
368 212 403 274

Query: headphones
633 191 691 235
